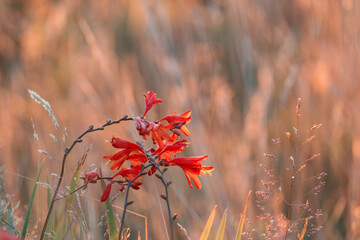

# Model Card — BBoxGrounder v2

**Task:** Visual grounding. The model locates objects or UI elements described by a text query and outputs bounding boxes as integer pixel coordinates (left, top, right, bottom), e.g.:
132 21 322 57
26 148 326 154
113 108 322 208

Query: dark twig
118 163 152 240
153 164 174 240
54 184 86 201
40 115 133 240
1 217 20 237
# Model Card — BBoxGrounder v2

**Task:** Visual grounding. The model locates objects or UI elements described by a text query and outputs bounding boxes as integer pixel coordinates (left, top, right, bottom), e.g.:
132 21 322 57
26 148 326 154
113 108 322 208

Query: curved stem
40 116 133 240
154 165 174 240
118 163 151 240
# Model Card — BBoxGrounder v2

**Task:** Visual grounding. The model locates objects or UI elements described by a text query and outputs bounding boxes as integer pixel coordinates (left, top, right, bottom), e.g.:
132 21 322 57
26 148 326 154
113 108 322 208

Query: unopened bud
172 214 178 221
127 200 134 206
160 194 167 200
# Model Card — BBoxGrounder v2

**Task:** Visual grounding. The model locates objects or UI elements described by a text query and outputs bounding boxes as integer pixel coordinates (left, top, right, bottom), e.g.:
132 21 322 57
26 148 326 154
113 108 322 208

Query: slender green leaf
67 167 82 212
215 209 227 240
21 162 44 239
235 191 251 240
54 217 66 240
54 167 82 240
200 205 217 240
101 180 118 240
46 178 51 210
80 222 84 240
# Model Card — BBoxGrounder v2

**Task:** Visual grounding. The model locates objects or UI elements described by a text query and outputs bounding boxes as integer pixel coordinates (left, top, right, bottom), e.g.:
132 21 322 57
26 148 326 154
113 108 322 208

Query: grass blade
199 205 217 240
66 167 82 212
215 209 227 240
46 178 51 209
101 180 118 240
21 161 44 239
0 176 17 234
235 191 251 240
298 218 308 240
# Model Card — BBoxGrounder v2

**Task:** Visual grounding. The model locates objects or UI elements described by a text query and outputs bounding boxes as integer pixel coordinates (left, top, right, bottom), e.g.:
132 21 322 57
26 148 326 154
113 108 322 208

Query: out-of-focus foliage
0 0 359 239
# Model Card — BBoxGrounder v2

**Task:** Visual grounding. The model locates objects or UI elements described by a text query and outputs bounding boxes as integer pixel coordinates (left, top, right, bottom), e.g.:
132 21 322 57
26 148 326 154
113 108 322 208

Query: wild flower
38 90 213 240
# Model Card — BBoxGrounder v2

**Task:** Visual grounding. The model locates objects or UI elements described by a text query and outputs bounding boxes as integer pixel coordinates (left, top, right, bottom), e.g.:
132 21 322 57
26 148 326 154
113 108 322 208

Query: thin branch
40 115 133 240
118 163 152 240
153 164 174 240
54 184 86 201
1 217 20 237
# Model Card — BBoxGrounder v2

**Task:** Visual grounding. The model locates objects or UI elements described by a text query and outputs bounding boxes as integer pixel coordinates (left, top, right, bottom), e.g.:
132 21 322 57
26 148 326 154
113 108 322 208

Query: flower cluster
98 91 213 201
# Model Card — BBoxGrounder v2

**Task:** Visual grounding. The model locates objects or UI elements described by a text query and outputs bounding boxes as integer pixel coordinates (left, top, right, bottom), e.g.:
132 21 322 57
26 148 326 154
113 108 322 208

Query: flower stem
154 165 174 240
39 116 133 240
118 163 151 240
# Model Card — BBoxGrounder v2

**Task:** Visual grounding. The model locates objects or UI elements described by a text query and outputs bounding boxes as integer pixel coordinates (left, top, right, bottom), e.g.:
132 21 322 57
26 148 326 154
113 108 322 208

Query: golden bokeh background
0 0 359 239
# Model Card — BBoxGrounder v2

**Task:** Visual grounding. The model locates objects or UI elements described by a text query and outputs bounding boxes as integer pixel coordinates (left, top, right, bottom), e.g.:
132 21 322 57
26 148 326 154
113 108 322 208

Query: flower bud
101 182 113 202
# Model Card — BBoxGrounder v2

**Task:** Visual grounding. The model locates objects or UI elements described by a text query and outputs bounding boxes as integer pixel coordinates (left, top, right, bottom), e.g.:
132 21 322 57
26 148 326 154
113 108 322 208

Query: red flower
136 117 150 138
143 91 163 117
149 122 173 149
109 137 144 152
104 137 146 170
159 110 191 136
0 230 18 240
167 155 214 189
153 139 188 162
113 165 142 181
101 182 113 202
80 170 99 187
113 165 143 190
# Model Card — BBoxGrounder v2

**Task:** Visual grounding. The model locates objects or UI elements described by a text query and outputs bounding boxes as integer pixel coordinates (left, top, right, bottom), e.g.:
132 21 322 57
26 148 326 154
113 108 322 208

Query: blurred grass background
0 0 359 239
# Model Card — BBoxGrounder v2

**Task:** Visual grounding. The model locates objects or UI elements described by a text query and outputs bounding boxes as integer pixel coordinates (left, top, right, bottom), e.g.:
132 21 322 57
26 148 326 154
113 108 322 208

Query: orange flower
109 137 144 152
159 110 191 136
104 137 146 170
167 155 213 189
154 139 188 162
149 122 173 149
143 91 163 117
113 165 143 190
113 165 142 181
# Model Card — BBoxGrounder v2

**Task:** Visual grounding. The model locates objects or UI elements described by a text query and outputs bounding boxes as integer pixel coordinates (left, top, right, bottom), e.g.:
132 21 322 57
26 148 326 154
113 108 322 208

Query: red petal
103 149 132 161
158 110 191 124
128 152 147 163
180 125 190 136
170 155 208 163
183 170 202 189
110 137 143 152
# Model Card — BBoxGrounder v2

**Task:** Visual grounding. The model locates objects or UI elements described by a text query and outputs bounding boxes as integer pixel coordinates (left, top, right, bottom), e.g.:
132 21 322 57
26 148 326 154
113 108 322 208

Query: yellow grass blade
199 205 217 240
235 191 252 240
215 209 228 240
299 218 308 240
